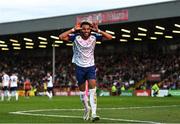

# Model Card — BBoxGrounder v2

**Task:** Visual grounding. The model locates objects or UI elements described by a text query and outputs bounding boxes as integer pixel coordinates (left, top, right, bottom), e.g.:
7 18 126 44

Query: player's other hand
91 22 99 32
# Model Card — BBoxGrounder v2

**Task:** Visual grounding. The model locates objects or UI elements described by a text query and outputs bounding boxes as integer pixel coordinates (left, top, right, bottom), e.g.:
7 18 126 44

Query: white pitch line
101 117 160 124
12 108 83 113
10 111 159 124
9 105 180 124
10 111 81 118
98 104 180 110
9 104 180 113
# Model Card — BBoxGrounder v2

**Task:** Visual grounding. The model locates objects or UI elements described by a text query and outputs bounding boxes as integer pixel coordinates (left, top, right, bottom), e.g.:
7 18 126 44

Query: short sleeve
69 34 76 41
93 33 103 41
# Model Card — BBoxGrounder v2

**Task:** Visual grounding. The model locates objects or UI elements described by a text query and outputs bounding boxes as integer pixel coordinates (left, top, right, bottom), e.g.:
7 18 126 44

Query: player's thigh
75 65 86 90
86 66 96 89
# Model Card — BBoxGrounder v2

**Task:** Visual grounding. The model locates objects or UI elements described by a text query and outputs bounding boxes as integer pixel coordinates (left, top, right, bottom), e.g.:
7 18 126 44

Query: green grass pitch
0 96 180 123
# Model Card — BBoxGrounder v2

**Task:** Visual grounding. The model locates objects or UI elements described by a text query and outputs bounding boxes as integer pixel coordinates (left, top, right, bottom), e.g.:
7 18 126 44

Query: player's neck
81 35 90 40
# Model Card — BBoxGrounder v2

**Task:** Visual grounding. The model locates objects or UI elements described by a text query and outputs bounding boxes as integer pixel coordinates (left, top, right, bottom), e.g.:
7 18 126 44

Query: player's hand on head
91 22 99 32
74 23 82 31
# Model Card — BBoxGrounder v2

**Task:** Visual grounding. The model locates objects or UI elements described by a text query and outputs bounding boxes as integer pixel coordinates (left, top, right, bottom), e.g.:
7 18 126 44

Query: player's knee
89 80 96 89
79 84 86 91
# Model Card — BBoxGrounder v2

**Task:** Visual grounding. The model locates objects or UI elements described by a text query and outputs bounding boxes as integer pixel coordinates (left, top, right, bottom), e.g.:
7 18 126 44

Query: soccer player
9 72 19 101
59 21 112 122
45 72 53 99
1 71 10 101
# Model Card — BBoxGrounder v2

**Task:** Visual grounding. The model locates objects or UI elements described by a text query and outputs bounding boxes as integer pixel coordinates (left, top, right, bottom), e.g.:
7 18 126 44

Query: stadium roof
0 1 180 52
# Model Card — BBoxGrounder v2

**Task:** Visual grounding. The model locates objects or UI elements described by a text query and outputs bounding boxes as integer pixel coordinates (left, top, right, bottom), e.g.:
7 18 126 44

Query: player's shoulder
76 35 81 40
91 32 102 38
89 33 101 40
69 33 81 41
91 32 102 36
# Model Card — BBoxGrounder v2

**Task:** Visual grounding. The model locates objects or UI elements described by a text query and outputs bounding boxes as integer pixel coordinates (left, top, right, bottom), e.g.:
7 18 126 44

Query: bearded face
80 24 91 39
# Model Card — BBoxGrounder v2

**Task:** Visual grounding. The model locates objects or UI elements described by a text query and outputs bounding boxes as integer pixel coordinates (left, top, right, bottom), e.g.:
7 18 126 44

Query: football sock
15 92 18 101
80 91 89 111
89 88 97 117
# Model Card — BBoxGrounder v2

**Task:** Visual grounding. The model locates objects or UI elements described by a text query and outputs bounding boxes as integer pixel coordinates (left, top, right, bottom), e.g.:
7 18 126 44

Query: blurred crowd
96 51 180 90
0 48 179 91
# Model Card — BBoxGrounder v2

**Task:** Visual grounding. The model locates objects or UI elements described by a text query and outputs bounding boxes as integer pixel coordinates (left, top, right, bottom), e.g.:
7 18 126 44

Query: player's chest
75 36 95 47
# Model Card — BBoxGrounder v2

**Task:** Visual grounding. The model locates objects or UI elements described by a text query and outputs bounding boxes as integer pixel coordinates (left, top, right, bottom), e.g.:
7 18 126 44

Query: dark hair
80 21 92 27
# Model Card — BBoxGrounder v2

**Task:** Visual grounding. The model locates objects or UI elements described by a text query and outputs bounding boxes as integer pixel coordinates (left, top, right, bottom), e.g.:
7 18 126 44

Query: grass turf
0 96 180 123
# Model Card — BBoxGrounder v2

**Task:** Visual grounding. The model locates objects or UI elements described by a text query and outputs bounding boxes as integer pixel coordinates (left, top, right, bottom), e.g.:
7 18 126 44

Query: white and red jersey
2 74 10 87
10 74 18 87
69 33 102 67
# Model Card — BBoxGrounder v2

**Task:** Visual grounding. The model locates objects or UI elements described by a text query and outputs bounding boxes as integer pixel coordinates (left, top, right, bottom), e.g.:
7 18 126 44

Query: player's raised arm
59 23 81 41
92 22 113 40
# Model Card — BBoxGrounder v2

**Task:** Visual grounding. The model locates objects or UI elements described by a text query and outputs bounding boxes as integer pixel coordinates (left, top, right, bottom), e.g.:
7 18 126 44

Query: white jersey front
47 76 53 88
2 74 10 87
70 33 102 67
10 75 18 87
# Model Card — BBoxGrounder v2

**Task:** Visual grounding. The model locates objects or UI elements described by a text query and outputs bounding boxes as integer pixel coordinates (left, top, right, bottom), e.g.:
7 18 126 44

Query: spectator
152 83 160 97
111 83 117 96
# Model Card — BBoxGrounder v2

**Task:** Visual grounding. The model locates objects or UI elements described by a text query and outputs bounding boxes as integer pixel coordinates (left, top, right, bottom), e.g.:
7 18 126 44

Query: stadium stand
0 44 179 94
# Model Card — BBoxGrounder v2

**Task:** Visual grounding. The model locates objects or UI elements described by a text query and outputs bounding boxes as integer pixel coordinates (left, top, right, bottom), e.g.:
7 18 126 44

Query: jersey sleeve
69 34 76 42
93 33 103 41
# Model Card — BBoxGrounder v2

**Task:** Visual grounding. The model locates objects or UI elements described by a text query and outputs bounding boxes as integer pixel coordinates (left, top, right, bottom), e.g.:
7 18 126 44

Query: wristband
98 29 102 33
71 28 75 32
